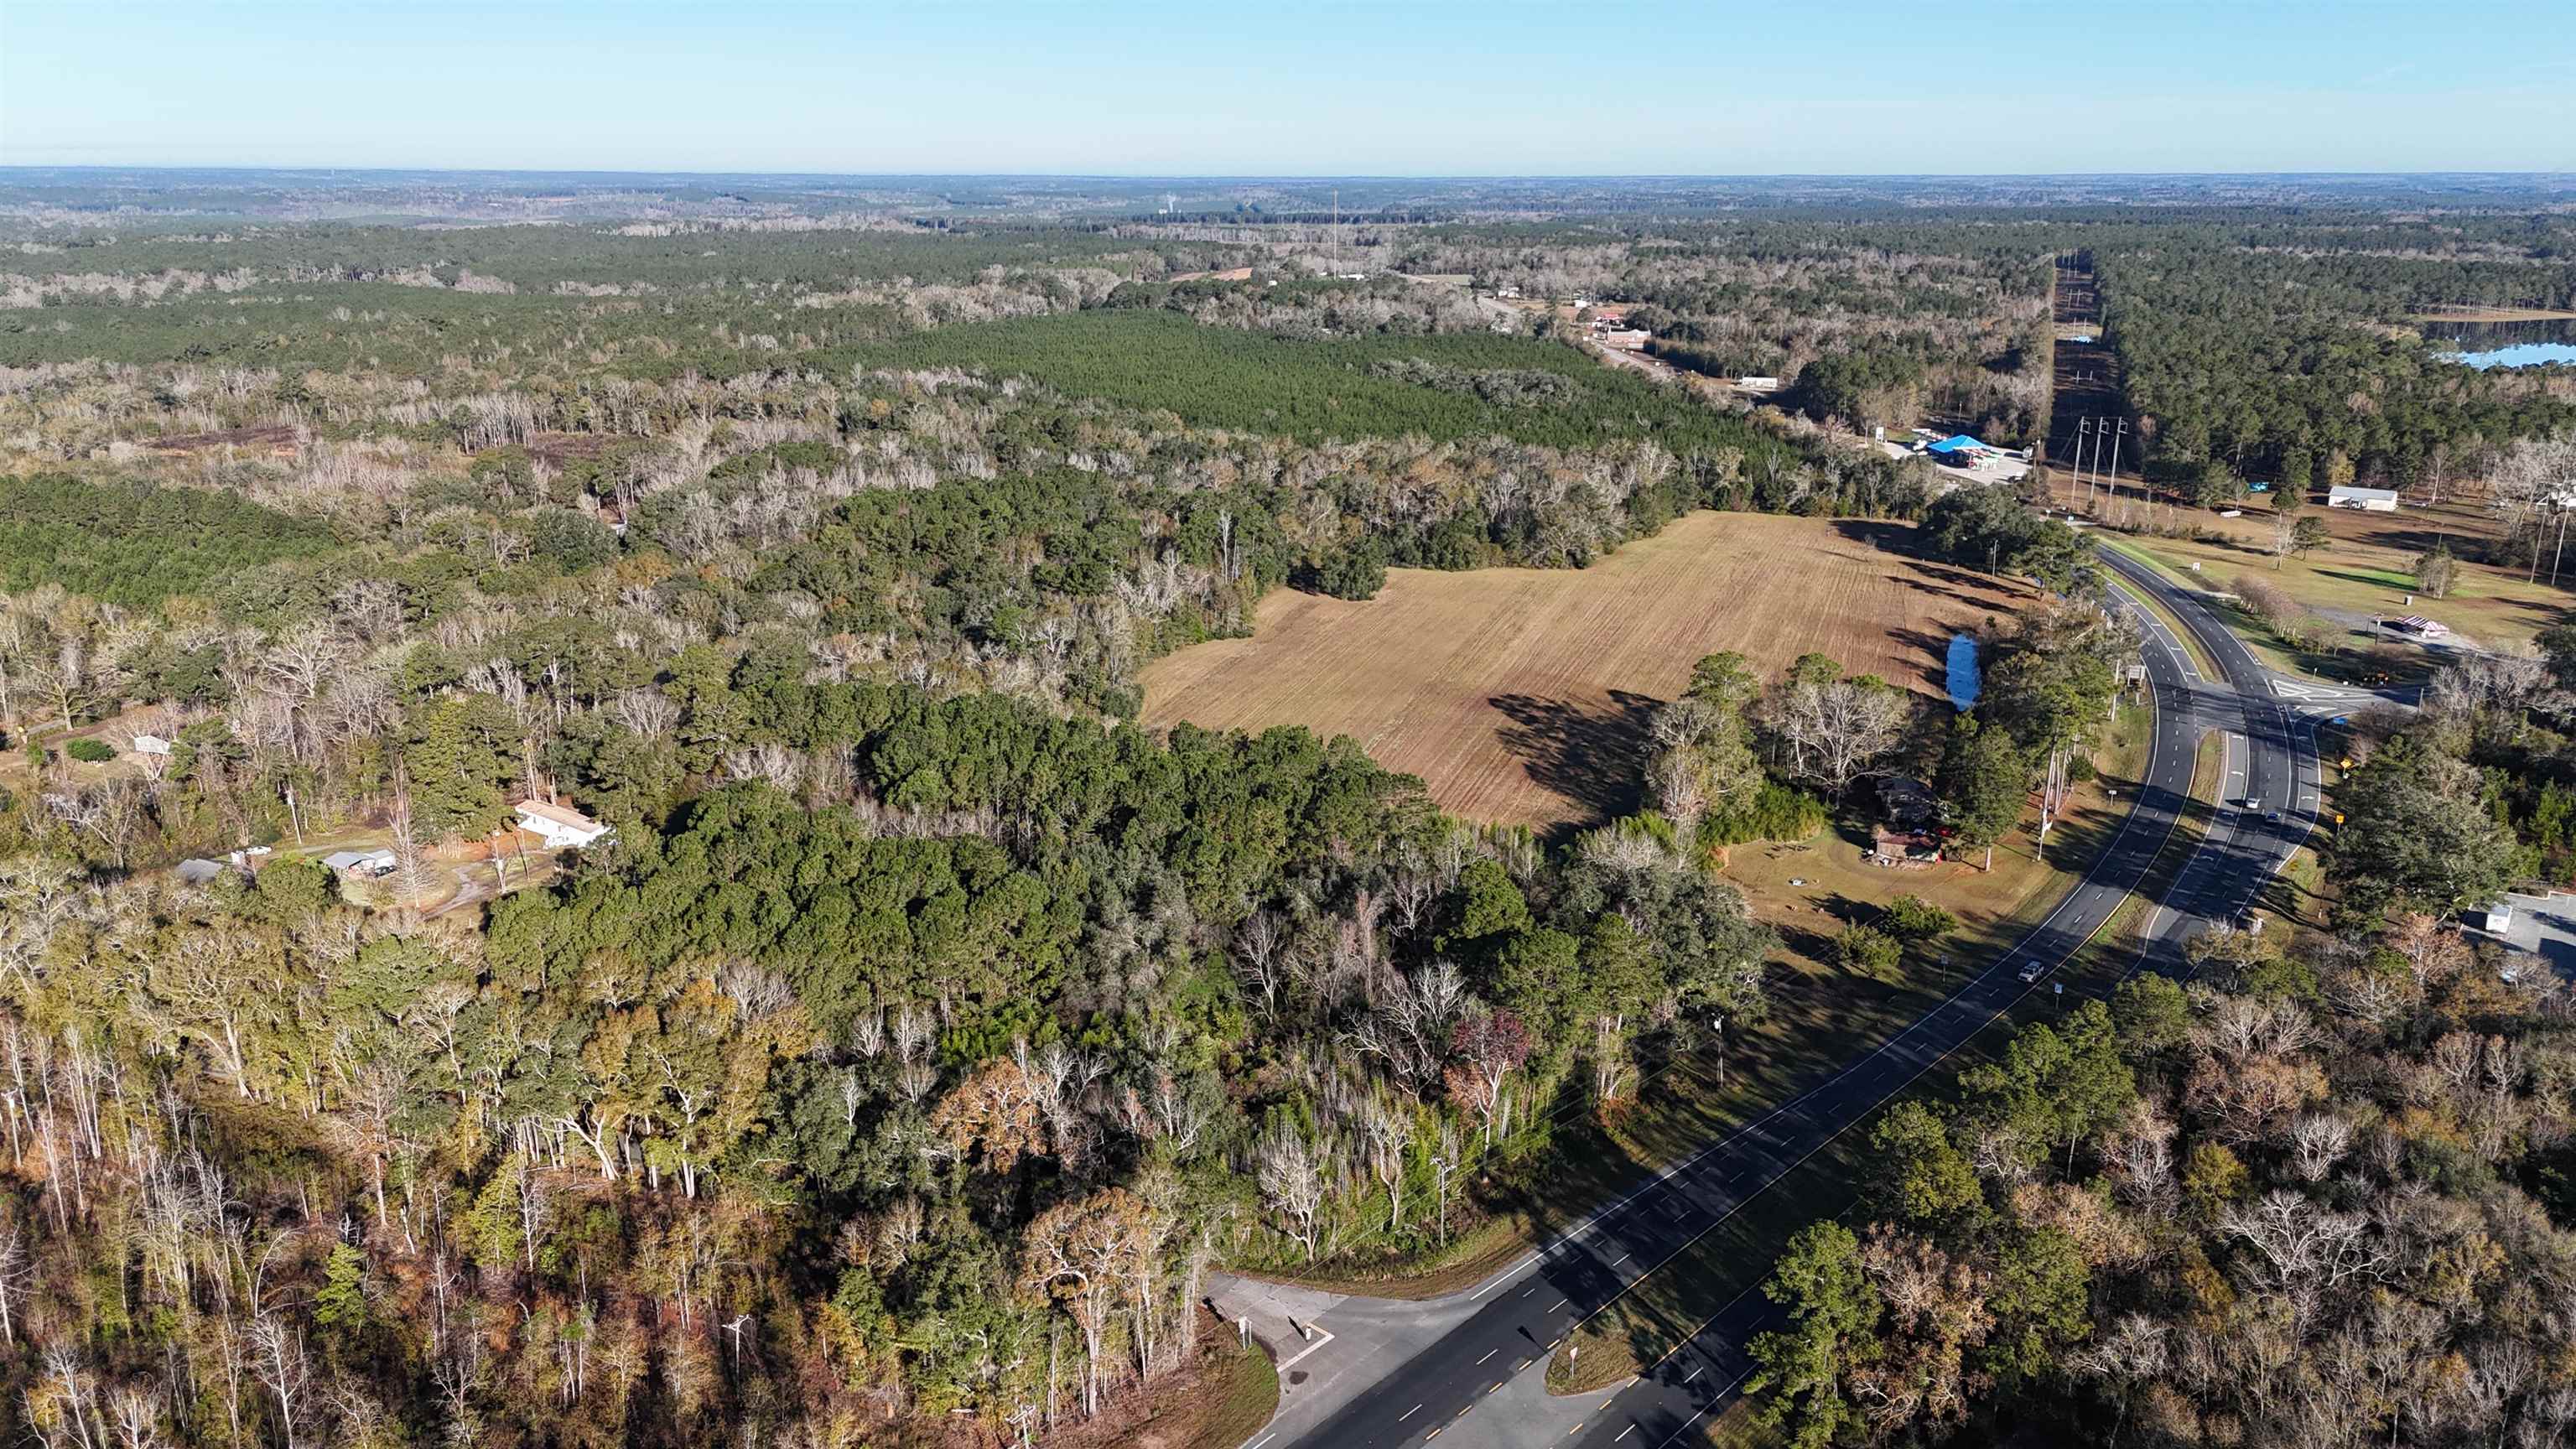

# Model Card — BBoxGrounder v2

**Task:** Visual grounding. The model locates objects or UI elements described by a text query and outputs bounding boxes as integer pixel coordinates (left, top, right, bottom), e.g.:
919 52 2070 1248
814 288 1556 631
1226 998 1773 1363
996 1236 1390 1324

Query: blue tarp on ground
1926 434 1989 455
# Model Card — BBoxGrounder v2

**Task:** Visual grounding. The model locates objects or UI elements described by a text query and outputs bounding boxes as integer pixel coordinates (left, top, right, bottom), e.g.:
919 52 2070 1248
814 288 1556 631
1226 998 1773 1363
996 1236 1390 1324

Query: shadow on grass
1490 689 1661 835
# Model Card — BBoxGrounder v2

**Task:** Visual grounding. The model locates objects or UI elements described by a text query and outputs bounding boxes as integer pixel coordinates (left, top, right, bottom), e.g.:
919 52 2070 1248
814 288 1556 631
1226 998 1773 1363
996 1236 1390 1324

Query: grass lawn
2104 538 2391 681
1050 1323 1280 1449
1174 1340 1280 1449
2106 498 2573 658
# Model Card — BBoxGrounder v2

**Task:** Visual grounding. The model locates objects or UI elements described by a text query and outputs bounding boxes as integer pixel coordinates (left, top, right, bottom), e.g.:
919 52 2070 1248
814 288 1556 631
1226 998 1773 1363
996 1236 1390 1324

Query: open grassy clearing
2106 535 2446 685
1141 512 2023 830
2111 495 2573 655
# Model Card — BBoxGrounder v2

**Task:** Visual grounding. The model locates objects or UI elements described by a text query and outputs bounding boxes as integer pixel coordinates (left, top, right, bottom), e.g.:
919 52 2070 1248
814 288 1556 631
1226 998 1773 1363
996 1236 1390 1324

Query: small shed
2479 901 2514 934
2329 485 2399 512
515 799 613 851
174 858 226 885
322 849 397 879
132 734 174 756
1871 827 1942 868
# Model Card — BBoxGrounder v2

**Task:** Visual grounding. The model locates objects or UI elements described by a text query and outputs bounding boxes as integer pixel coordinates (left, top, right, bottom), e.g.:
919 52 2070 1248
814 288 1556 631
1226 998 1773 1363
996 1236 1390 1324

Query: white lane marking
1617 1427 1637 1442
1478 1349 1498 1365
1275 1326 1337 1373
1682 1365 1702 1384
1612 1253 1631 1266
1400 1405 1421 1422
1550 1298 1569 1312
1648 1370 1756 1448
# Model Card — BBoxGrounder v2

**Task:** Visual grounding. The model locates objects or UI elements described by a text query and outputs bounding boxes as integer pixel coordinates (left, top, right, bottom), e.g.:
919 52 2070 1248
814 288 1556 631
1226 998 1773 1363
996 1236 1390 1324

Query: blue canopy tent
1925 434 1990 456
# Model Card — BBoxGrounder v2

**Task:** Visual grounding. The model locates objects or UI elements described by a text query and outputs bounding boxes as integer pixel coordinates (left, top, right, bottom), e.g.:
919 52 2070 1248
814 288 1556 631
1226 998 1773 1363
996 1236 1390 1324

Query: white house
2329 485 2399 512
515 799 613 851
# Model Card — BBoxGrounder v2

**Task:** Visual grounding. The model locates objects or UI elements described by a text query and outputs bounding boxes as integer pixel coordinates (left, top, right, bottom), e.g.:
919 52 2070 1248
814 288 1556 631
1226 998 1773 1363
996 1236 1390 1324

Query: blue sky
3 0 2570 174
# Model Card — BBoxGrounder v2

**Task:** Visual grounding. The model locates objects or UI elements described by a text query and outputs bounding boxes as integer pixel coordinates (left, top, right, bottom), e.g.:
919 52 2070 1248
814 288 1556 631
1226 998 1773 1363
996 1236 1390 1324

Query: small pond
1945 632 1981 709
2431 316 2576 370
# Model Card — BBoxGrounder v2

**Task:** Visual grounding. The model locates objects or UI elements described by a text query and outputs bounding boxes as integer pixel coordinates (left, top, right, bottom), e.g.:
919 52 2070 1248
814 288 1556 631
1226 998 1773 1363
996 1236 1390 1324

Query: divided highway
1233 549 2316 1449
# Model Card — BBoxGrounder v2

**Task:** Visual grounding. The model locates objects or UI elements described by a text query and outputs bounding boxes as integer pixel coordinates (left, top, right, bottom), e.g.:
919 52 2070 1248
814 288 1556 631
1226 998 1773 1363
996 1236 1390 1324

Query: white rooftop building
515 799 613 851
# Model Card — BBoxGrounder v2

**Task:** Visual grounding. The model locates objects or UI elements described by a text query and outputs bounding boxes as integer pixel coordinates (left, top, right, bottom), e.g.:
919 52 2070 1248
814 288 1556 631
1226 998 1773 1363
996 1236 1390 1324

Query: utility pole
2108 418 2129 515
2077 418 2097 510
1331 187 1338 275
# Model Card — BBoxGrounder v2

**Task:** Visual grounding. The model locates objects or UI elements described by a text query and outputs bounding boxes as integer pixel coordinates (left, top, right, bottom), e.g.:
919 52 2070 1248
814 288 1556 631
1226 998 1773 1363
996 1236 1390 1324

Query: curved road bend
1235 569 2210 1449
2098 546 2324 973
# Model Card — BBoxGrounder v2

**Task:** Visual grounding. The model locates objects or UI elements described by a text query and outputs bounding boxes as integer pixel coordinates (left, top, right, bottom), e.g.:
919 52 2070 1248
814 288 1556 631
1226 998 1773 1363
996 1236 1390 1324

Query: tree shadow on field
1884 570 1988 610
1489 690 1659 833
1885 625 1969 695
1831 517 1917 558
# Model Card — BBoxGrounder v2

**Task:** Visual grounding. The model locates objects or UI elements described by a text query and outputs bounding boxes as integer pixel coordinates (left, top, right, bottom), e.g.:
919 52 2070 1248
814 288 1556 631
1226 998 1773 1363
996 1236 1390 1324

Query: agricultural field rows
1141 512 2019 828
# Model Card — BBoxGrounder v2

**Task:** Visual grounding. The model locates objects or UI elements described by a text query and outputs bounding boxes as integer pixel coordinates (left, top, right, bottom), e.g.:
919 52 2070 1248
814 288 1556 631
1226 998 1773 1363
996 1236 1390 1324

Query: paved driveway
2491 892 2576 978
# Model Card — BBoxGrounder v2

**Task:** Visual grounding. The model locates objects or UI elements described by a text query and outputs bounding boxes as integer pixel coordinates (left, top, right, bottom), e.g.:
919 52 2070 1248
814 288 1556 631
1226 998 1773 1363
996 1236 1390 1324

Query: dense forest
5 177 2576 1449
2090 224 2576 492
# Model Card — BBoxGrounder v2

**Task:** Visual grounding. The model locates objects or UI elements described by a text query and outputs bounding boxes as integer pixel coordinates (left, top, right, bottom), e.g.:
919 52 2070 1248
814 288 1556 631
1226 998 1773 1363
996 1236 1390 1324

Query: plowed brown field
1140 512 2025 829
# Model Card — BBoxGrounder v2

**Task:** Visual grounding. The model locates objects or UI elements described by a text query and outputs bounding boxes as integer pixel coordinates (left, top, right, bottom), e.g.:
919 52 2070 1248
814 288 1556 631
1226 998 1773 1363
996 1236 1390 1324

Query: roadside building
2387 615 2451 639
2329 485 2399 511
514 798 613 851
322 848 397 879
